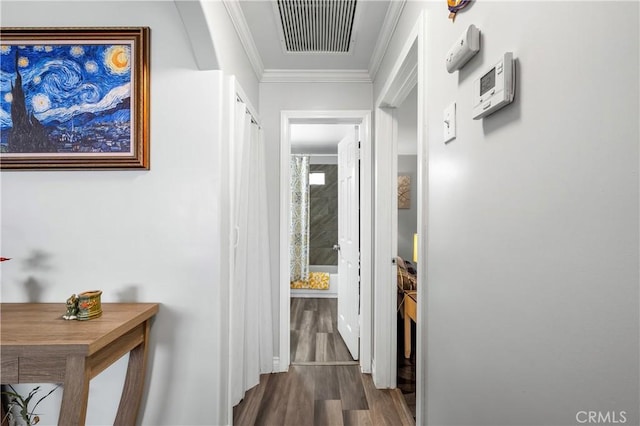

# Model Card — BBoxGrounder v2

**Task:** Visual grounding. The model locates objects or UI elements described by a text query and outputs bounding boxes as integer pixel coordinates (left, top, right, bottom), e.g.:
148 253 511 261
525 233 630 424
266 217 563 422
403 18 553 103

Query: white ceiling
226 0 404 82
223 1 413 155
239 1 391 72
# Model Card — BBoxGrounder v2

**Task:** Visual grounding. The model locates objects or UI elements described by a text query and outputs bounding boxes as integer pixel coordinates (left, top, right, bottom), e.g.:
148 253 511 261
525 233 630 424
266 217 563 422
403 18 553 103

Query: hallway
233 298 414 425
290 298 354 364
232 364 414 425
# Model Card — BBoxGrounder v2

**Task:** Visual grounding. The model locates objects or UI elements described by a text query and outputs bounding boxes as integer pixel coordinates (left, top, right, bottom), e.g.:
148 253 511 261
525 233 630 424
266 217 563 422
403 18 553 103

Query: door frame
373 10 427 424
279 110 372 373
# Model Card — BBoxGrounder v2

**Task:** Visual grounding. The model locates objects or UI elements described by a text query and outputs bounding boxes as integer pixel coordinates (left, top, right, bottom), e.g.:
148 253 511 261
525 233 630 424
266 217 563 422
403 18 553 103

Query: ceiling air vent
276 0 357 53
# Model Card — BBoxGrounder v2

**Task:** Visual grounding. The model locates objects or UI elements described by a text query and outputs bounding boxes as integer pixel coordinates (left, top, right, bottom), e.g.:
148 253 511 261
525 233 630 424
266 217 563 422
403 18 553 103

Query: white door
337 126 360 360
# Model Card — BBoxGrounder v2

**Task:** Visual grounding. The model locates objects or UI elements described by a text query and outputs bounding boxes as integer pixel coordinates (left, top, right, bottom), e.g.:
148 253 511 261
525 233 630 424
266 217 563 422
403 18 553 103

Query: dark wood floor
290 298 354 363
232 298 415 425
233 365 414 426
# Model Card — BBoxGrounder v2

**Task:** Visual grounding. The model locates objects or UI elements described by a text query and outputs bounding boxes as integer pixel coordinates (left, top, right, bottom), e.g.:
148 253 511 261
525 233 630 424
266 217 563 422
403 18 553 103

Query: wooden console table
403 291 417 358
1 303 159 426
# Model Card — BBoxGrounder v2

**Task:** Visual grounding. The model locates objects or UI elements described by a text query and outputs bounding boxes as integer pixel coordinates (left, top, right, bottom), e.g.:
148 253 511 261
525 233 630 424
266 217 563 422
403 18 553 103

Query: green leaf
1 384 59 425
30 385 60 418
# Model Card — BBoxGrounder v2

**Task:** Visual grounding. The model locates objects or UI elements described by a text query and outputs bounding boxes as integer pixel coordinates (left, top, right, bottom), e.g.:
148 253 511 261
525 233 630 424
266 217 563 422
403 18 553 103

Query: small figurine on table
63 294 79 320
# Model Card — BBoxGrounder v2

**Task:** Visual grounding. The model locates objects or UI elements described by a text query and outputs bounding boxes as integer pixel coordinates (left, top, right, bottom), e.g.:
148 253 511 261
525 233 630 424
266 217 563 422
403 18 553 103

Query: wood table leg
114 321 150 425
59 355 91 426
1 394 8 426
404 311 411 359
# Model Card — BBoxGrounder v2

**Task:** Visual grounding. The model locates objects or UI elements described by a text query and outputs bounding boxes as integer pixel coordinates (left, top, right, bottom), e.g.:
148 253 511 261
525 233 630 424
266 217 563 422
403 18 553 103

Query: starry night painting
0 28 150 169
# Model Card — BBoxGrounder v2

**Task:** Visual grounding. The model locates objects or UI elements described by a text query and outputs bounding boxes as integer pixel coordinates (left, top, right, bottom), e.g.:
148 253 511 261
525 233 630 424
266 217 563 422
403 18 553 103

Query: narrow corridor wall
1 2 228 424
260 81 373 359
374 2 640 425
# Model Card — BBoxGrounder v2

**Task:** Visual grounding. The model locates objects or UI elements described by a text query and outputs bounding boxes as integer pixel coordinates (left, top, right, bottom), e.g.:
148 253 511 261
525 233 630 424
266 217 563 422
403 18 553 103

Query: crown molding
368 0 406 81
222 0 264 81
261 69 372 83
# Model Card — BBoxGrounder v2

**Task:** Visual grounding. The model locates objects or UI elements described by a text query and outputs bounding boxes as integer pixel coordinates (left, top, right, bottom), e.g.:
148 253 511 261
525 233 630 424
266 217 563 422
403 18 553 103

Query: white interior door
337 126 360 360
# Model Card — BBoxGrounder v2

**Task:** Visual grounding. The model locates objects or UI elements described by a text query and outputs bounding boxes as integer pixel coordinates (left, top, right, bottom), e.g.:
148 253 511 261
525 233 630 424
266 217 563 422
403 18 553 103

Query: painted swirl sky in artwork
0 43 132 129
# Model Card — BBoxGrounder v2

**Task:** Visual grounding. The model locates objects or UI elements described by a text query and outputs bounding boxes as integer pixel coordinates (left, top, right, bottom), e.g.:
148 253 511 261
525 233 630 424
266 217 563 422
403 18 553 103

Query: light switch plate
444 102 456 143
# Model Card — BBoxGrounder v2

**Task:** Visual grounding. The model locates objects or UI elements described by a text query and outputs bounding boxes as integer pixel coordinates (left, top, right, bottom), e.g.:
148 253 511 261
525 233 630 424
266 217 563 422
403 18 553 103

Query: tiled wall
309 164 338 265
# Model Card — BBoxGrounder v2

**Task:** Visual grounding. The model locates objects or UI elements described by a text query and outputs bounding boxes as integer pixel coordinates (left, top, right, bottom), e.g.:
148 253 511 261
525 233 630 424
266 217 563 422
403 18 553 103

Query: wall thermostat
446 24 480 73
472 52 515 120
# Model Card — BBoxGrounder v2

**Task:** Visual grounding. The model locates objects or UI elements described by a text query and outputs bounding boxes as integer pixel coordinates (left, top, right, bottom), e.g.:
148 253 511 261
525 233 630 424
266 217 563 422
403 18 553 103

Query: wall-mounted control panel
446 24 480 73
472 52 515 120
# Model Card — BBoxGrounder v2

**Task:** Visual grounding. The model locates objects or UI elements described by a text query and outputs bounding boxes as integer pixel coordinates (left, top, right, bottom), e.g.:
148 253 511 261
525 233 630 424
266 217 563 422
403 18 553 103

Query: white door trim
373 10 428 425
372 106 398 388
279 110 373 373
337 128 361 359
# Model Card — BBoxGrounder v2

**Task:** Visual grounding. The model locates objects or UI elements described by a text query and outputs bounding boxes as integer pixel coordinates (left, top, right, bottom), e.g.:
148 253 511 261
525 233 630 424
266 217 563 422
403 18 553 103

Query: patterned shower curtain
290 155 310 283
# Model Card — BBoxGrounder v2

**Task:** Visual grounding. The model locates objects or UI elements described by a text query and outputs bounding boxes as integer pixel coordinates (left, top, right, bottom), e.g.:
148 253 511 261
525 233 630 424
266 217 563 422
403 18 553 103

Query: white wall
375 2 639 425
397 86 418 156
310 155 338 165
200 0 259 108
260 82 372 356
397 155 418 262
397 87 418 262
1 2 229 424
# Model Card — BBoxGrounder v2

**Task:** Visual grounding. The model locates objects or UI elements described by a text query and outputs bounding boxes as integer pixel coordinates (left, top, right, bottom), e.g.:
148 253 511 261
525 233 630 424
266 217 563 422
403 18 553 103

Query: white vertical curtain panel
290 155 310 283
230 100 273 406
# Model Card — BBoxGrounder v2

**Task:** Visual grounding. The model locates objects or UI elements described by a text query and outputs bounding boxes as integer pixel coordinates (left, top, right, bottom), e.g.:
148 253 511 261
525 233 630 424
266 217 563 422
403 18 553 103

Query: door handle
392 258 397 265
332 244 341 251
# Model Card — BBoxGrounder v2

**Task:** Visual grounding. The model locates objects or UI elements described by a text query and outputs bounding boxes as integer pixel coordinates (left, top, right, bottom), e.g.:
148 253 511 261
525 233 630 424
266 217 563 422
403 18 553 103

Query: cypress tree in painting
8 50 53 153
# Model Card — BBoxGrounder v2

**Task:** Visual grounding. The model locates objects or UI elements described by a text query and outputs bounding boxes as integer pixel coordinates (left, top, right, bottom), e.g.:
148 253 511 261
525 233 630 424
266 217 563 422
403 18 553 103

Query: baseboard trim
371 359 377 385
391 387 416 425
272 356 280 372
291 361 359 366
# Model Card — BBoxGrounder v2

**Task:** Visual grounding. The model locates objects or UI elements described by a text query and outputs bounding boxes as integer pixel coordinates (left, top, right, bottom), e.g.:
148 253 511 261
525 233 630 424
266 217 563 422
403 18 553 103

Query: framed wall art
0 27 150 170
398 175 411 209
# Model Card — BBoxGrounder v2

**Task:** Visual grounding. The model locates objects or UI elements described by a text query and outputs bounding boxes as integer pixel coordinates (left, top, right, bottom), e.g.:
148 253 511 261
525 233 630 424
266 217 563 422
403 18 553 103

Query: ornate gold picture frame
0 27 150 170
